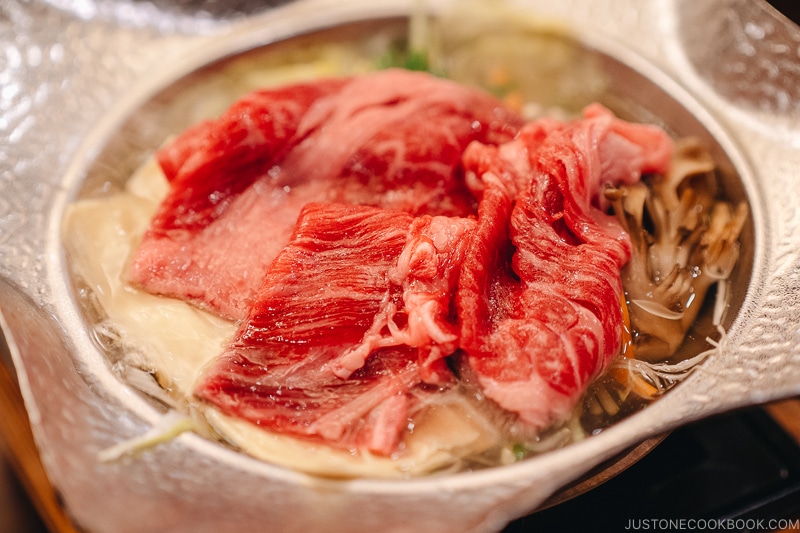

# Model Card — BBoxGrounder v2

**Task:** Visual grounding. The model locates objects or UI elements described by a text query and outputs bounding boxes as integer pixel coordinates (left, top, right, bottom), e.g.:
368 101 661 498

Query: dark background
768 0 800 24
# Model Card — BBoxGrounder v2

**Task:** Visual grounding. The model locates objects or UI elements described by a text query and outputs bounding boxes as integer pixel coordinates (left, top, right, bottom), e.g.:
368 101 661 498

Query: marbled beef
194 203 473 454
131 67 676 456
128 69 522 320
457 104 673 431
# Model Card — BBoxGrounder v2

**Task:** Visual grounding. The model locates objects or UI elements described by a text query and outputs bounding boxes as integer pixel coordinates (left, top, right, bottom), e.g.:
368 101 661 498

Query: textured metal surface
1 0 799 532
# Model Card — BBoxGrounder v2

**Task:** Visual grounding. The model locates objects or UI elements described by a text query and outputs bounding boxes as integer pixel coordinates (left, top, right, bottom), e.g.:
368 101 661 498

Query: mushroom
606 138 748 362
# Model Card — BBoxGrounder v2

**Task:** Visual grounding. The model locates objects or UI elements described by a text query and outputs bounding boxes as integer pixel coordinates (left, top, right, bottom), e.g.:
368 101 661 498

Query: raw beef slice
194 203 475 454
128 69 523 320
458 104 674 432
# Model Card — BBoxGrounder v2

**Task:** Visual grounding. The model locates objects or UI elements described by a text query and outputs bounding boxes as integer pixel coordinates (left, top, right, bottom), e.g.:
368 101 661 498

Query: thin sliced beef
333 214 477 385
129 69 523 320
137 68 679 456
458 104 674 431
153 79 348 228
194 203 473 454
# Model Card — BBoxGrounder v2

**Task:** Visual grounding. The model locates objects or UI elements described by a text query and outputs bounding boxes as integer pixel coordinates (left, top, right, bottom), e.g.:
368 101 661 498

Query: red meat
457 104 673 430
128 69 522 320
194 203 474 454
130 65 677 456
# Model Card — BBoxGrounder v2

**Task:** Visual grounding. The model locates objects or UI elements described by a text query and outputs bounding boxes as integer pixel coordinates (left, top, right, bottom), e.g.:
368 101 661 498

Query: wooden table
0 362 79 533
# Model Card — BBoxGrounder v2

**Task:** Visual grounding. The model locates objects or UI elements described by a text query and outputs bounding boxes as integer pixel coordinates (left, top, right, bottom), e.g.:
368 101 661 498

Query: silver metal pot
1 1 799 531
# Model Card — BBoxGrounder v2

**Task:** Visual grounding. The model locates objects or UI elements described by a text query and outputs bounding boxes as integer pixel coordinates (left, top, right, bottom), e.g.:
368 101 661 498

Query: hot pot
1 0 799 531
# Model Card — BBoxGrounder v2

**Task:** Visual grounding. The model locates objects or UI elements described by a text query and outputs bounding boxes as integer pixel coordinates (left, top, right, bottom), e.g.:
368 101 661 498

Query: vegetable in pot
607 138 748 362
